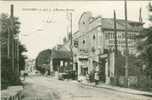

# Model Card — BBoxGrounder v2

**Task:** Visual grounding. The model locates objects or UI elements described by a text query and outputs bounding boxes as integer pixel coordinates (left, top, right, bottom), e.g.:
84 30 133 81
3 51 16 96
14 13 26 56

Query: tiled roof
51 50 72 59
102 18 143 31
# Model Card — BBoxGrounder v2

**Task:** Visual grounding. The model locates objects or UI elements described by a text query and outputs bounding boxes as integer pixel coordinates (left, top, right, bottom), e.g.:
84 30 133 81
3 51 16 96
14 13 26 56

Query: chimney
139 7 143 23
10 4 14 17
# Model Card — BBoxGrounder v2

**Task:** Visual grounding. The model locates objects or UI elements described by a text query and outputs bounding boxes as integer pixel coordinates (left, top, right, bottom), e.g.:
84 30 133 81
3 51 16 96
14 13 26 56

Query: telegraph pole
70 13 73 65
70 12 75 79
70 12 73 54
114 10 118 55
124 0 129 87
0 23 1 75
10 4 19 77
10 4 15 73
113 10 118 85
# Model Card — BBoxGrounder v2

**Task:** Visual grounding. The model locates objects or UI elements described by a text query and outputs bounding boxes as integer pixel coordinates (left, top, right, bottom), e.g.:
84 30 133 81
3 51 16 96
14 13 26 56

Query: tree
137 3 152 79
0 13 27 89
19 43 27 71
35 49 51 74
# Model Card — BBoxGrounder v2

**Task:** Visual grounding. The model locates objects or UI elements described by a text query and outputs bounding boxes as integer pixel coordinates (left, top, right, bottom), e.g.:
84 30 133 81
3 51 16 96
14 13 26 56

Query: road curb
78 82 152 97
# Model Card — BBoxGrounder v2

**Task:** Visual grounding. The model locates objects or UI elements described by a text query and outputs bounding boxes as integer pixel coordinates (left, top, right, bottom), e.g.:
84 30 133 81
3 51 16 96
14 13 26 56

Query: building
25 59 36 73
63 11 143 84
35 47 72 75
49 48 72 73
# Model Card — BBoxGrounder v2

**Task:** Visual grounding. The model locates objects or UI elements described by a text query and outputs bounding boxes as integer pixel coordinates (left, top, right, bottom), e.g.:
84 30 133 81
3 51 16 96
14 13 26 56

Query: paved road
22 76 152 100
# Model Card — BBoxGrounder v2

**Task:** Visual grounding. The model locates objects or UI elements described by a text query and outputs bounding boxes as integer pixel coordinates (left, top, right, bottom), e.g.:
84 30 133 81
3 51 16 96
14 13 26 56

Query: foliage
136 3 152 79
0 13 27 89
89 70 95 82
19 43 27 71
35 49 51 73
115 51 142 76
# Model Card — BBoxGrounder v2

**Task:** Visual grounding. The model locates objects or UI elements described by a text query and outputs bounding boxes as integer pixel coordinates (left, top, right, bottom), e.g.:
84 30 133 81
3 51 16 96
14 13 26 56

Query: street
21 76 152 100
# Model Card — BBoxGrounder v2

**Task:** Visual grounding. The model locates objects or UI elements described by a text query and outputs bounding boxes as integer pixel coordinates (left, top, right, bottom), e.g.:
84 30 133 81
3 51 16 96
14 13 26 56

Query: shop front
77 55 89 81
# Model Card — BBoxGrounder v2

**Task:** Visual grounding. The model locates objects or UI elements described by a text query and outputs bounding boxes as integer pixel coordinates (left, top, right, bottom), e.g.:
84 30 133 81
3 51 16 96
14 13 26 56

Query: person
94 71 99 85
86 73 90 82
22 71 28 81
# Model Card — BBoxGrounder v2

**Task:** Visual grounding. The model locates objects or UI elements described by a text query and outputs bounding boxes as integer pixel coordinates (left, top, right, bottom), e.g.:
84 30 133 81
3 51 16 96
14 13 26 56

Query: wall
103 30 139 55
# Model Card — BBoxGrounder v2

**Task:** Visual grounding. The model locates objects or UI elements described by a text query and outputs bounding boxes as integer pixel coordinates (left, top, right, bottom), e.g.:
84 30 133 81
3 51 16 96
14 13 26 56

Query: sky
0 1 151 59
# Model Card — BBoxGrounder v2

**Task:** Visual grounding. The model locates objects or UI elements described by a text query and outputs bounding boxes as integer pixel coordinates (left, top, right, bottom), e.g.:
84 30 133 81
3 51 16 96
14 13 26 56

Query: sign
74 40 78 48
100 54 108 58
79 49 89 56
78 55 88 61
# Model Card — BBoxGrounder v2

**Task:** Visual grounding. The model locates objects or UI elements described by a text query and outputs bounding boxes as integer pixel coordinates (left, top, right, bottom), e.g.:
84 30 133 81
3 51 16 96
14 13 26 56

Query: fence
118 75 152 90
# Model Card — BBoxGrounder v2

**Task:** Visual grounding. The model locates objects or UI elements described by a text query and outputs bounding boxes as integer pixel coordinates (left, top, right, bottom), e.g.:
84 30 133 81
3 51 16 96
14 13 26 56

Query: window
93 35 95 40
112 33 114 39
74 41 78 48
118 34 121 39
109 33 112 39
83 40 85 44
83 21 85 24
105 34 109 39
122 33 125 38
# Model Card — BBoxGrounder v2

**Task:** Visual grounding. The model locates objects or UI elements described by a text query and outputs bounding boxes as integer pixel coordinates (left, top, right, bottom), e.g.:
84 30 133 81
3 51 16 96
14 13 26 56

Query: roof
51 50 72 60
102 18 143 32
72 17 143 38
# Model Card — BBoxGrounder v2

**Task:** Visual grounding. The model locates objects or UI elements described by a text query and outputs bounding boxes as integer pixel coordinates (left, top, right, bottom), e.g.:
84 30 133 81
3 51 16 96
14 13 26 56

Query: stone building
63 11 143 84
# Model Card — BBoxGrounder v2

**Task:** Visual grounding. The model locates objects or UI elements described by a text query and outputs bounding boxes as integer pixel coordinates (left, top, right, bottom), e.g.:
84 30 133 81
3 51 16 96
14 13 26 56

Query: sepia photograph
0 0 152 100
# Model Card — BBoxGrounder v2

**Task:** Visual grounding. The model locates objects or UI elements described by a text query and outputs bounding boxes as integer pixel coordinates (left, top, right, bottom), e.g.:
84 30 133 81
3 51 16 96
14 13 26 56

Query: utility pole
10 4 15 75
114 10 118 55
113 10 118 85
70 13 73 63
70 12 75 79
124 0 129 87
70 12 73 53
0 23 1 76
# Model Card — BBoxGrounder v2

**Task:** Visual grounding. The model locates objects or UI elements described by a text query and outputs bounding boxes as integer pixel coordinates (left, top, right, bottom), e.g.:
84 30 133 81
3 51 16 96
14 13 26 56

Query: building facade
25 59 36 74
63 12 143 84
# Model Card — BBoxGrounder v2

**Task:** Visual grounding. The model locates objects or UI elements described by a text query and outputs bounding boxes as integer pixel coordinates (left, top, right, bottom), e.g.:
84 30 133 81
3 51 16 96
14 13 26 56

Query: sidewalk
78 81 152 97
45 76 152 97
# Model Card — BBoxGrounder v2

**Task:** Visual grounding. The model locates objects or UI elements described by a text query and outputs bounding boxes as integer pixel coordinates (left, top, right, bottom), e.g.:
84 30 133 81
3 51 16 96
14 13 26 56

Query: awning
79 58 88 60
78 55 88 60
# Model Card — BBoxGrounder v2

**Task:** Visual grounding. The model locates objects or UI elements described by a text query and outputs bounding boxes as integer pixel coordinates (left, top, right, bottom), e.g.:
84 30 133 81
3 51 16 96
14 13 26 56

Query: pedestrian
23 71 28 81
86 73 90 82
94 72 99 85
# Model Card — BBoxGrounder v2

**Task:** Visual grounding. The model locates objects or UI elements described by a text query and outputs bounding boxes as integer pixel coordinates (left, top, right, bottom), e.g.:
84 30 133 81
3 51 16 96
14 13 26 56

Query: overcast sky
0 1 151 59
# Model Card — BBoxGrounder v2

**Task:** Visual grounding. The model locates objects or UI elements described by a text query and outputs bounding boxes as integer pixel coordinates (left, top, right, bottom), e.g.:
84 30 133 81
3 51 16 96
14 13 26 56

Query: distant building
49 49 72 73
63 11 143 84
25 59 36 73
